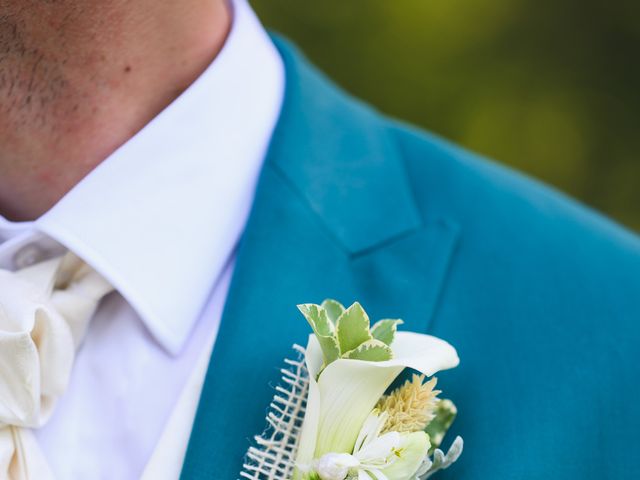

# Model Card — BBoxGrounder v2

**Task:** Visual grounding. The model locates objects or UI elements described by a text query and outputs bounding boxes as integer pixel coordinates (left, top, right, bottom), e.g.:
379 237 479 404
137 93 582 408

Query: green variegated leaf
297 304 340 364
336 302 372 353
345 339 393 362
318 336 340 367
425 398 457 452
371 318 404 346
298 303 334 336
321 299 345 325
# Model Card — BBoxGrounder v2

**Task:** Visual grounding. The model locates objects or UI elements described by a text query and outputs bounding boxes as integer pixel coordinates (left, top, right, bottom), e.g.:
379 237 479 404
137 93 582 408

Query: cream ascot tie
0 251 113 479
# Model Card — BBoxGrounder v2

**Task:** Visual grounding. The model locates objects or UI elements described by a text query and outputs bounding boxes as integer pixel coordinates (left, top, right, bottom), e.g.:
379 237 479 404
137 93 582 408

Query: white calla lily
294 331 459 478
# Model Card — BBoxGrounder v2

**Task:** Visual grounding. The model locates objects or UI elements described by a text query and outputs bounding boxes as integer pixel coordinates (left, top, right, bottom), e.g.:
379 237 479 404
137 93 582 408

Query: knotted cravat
0 252 113 479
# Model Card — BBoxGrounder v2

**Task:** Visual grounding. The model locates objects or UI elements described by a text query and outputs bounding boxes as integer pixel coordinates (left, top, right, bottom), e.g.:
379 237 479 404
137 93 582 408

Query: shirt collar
24 0 285 355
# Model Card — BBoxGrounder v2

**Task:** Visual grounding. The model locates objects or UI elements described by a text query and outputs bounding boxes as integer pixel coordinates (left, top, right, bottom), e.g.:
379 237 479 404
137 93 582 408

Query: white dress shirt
0 0 284 478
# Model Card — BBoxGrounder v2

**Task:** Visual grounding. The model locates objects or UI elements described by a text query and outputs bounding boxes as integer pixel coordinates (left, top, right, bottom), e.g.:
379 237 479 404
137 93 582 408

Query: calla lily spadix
294 331 459 479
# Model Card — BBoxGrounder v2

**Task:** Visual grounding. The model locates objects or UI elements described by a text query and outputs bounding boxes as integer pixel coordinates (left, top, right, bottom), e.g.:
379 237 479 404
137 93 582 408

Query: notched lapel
266 37 422 256
349 217 460 332
179 36 461 479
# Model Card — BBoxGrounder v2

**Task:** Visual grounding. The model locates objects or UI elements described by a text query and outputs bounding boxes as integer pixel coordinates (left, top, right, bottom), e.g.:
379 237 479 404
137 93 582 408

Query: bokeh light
252 0 640 231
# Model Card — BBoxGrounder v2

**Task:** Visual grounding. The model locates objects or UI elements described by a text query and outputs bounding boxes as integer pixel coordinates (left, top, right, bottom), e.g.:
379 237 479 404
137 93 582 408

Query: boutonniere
242 300 463 480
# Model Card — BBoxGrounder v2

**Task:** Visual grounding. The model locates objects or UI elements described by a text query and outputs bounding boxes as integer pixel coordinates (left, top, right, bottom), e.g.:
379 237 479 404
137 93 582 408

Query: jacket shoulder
388 120 640 276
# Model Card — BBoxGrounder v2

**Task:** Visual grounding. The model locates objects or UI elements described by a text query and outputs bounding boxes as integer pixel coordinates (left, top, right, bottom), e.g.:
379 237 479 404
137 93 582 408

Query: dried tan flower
376 374 441 434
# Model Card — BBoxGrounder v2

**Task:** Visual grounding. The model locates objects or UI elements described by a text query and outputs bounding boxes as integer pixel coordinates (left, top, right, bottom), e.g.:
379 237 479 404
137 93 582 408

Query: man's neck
0 0 231 221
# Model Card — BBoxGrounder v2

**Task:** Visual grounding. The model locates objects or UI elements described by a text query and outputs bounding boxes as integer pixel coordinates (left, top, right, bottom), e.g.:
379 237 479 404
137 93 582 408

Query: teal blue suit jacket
180 37 640 479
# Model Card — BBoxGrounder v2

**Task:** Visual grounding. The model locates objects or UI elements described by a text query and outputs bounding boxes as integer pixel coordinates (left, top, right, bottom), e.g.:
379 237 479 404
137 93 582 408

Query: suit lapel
179 37 460 479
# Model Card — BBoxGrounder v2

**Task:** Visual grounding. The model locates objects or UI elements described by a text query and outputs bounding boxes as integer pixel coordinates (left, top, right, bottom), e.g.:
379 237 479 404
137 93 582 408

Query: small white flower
315 453 359 480
312 410 429 480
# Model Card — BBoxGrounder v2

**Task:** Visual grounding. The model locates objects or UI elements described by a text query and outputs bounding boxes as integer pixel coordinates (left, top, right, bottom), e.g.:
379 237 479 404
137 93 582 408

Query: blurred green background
251 0 640 232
